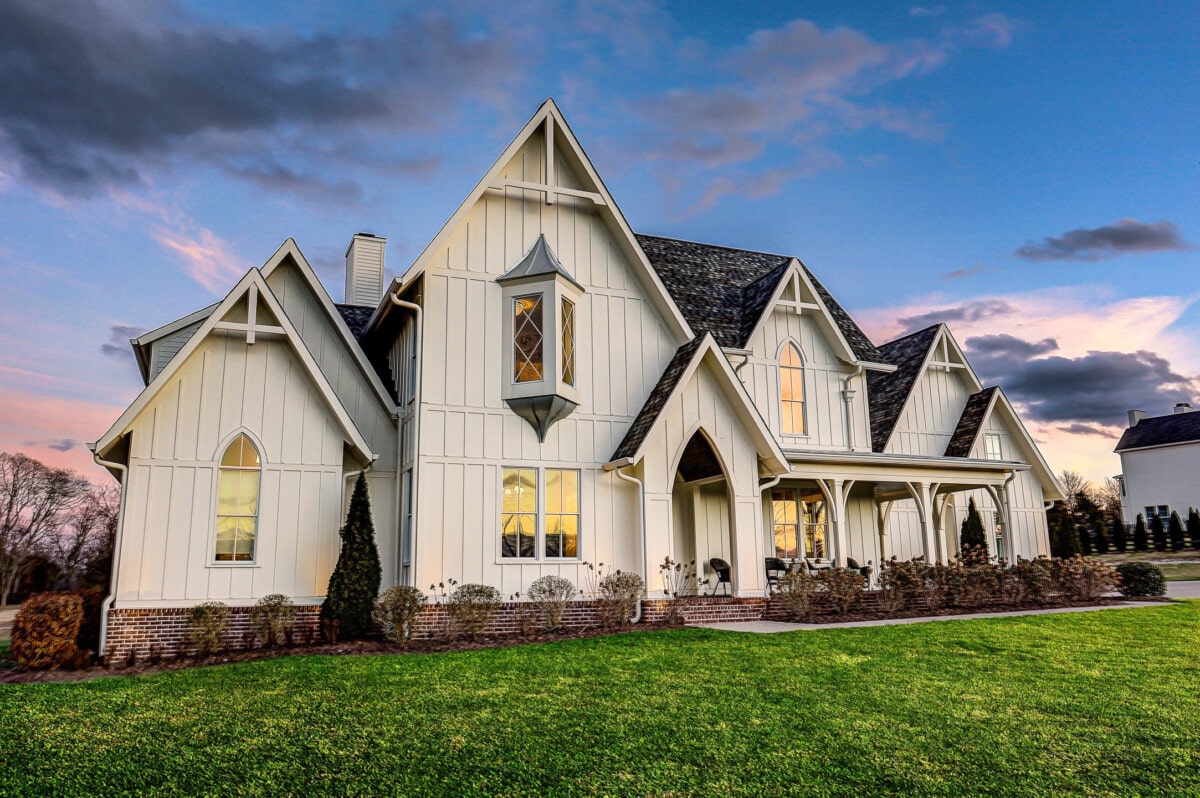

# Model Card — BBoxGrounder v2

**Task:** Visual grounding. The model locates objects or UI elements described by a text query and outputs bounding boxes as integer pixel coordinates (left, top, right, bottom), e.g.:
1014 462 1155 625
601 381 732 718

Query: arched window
780 343 806 435
215 434 261 562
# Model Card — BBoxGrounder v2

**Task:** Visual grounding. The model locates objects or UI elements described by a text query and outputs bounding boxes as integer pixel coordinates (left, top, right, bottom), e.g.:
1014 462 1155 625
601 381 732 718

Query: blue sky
1 0 1196 484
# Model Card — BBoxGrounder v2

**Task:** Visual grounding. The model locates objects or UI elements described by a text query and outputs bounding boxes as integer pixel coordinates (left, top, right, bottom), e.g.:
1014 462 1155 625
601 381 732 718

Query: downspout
842 363 864 450
91 448 128 662
391 292 423 588
612 461 646 623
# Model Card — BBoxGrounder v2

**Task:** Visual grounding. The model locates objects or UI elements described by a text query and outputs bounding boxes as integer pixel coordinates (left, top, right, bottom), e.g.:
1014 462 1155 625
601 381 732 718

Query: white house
1115 404 1200 528
91 100 1062 656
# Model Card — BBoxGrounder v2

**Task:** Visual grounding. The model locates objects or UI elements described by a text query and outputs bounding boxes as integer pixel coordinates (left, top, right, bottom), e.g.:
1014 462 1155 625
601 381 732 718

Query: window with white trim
501 467 581 559
513 294 544 383
561 297 575 386
780 342 806 435
215 434 260 562
984 433 1003 461
771 488 799 559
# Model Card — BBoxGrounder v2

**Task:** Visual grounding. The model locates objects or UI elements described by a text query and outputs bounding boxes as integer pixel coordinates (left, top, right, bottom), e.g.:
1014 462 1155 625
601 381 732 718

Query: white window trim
778 340 809 438
208 430 264 567
497 466 583 563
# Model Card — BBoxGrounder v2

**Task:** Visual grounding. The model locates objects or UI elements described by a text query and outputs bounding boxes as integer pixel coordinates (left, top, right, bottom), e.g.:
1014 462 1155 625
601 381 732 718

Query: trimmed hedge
1115 562 1166 597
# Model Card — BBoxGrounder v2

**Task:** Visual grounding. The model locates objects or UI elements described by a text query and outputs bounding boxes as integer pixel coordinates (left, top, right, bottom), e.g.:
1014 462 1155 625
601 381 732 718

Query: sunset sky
1 0 1196 486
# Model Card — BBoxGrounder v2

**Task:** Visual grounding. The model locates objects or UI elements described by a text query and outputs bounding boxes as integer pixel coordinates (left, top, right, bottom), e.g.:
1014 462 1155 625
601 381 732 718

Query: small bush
1013 557 1054 604
1116 562 1166 597
10 593 85 670
447 583 502 638
952 562 1001 610
598 571 644 628
249 594 296 647
877 558 923 613
917 561 954 612
373 585 426 641
187 601 230 656
527 575 577 631
1054 557 1117 602
816 568 865 615
773 569 820 620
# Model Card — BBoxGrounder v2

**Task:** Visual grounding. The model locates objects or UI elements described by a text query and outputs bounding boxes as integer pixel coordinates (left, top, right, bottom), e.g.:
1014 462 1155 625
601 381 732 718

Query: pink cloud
0 386 124 481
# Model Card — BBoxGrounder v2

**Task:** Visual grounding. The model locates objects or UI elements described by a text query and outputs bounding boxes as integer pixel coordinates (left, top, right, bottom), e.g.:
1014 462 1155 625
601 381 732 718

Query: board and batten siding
114 333 396 606
149 321 203 382
886 363 972 457
408 130 678 594
741 307 871 451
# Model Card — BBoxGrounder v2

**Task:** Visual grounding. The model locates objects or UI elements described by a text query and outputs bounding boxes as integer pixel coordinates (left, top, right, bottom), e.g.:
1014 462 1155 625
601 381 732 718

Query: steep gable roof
635 234 884 362
867 325 941 452
1116 411 1200 452
945 387 999 457
335 304 374 339
92 269 376 466
609 334 788 474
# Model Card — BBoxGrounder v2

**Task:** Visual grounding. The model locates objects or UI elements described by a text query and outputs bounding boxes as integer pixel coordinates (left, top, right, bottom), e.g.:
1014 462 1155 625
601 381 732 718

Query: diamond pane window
513 294 544 383
561 297 575 386
214 434 260 562
501 467 538 558
780 343 806 435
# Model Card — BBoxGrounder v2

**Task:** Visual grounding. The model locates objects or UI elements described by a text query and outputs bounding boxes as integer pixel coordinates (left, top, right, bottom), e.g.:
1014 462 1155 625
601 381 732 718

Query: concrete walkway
1167 580 1200 599
693 600 1174 633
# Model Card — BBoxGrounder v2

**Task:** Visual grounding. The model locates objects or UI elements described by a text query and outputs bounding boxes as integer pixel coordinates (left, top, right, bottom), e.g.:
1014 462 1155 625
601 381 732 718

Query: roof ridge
879 323 942 350
635 232 792 261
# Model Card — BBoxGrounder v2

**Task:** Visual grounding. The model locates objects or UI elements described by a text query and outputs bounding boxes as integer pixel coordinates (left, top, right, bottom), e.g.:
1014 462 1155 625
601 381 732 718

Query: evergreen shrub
1169 511 1186 551
1189 509 1200 551
1111 518 1128 553
1115 562 1166 597
960 499 987 551
1133 514 1149 552
321 474 382 641
1151 513 1167 552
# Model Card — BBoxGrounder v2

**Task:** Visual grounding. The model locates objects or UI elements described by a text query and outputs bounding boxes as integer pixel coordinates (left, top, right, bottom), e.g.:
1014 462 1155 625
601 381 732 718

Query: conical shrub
321 474 382 640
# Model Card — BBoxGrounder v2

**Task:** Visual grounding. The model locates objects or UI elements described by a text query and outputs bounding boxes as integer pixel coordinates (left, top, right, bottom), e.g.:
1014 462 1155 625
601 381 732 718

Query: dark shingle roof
612 336 708 461
1115 411 1200 452
945 387 999 457
635 234 884 361
335 304 375 340
866 325 941 452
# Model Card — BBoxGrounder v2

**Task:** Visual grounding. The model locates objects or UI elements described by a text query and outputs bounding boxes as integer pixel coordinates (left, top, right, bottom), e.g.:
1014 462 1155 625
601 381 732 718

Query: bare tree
1098 477 1123 525
0 453 88 605
1058 470 1092 513
49 484 119 590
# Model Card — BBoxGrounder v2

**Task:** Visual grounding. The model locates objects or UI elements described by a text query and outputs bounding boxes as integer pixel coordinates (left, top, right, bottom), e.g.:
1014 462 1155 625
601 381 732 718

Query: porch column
832 479 849 567
876 500 893 563
905 482 936 563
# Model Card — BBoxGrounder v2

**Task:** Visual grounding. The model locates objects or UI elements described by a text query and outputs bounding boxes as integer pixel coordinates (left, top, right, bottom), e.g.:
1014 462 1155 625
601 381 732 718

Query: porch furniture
804 558 832 575
846 557 873 586
709 558 732 596
765 557 790 591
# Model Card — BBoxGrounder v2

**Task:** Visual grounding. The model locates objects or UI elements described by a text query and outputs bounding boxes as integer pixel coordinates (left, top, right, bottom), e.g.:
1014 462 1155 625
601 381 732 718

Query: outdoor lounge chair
765 557 789 591
846 557 873 586
709 558 732 596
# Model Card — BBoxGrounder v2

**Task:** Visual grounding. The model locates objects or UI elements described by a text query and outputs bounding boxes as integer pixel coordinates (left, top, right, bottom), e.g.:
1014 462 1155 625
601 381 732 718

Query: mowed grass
3 604 1200 797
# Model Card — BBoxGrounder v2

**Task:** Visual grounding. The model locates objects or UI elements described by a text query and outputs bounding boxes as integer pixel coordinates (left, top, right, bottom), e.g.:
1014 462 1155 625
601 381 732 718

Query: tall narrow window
561 297 575 386
545 469 580 557
215 434 260 562
401 470 413 566
984 433 1003 461
771 488 799 559
501 467 537 558
780 343 806 435
804 501 827 559
513 294 544 383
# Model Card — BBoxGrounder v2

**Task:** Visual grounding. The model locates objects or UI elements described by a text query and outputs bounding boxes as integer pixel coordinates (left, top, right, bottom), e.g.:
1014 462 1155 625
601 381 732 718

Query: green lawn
1097 549 1200 581
3 604 1200 797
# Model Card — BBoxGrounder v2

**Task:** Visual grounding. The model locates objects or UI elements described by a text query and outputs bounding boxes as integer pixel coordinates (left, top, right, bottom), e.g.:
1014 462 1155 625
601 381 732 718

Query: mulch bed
775 595 1168 625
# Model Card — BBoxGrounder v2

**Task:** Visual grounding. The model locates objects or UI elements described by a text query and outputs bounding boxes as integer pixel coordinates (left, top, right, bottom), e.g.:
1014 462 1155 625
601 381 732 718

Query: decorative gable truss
92 268 376 467
365 99 694 346
743 258 881 369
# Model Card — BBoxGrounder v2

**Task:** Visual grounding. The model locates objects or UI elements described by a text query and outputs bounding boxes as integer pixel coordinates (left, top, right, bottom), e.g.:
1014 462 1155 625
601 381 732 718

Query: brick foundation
105 605 322 662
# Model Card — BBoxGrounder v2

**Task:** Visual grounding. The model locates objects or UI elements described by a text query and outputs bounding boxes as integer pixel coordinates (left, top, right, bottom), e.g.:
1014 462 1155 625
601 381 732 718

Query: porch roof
780 447 1029 486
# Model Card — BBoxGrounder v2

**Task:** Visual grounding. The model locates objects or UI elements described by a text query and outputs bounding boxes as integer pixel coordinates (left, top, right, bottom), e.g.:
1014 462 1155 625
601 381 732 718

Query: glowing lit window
545 469 579 558
501 468 537 558
780 343 806 435
771 488 799 559
561 298 575 386
513 294 544 383
215 434 260 562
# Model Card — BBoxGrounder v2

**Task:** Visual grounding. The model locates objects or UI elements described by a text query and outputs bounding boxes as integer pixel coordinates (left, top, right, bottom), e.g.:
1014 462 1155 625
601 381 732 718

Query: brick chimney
344 232 386 306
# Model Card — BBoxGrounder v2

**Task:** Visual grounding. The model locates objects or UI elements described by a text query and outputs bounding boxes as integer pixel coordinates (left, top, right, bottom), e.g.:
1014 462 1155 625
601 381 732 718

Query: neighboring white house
1115 404 1200 528
91 100 1062 655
